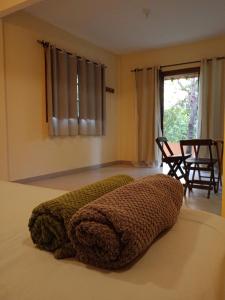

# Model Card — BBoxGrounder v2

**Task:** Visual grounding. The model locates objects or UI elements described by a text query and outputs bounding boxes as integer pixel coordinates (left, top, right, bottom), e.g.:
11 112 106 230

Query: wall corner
0 19 9 180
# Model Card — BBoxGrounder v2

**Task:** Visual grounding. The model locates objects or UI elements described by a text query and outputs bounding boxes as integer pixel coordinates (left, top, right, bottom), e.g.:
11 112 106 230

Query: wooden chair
156 137 191 182
214 140 223 187
180 139 219 198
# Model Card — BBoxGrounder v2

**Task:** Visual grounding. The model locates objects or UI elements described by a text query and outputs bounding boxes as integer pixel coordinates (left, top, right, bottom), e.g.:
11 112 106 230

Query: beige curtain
134 67 162 166
45 45 78 136
78 58 106 136
199 58 225 140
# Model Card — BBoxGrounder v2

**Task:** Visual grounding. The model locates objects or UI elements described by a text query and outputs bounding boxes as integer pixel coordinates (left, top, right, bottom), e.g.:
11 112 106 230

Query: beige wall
119 37 225 216
0 19 9 179
0 0 41 17
223 115 225 217
2 10 225 213
3 12 120 181
118 36 225 162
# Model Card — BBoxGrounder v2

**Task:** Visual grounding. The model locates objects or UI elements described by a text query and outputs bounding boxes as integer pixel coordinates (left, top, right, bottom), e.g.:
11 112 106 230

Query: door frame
159 67 200 136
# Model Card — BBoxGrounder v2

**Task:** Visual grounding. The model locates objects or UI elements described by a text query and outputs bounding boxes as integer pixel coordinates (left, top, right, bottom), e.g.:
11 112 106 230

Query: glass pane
163 75 199 154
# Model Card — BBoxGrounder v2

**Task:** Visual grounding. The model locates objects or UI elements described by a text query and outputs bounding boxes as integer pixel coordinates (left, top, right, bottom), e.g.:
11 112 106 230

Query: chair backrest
156 137 173 160
180 139 214 160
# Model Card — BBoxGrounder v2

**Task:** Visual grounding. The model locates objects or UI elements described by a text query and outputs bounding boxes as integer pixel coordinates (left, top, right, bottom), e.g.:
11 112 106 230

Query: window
161 68 200 154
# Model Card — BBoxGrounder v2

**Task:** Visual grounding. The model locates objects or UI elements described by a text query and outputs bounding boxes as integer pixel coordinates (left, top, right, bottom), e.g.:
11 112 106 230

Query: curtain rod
37 40 107 68
37 40 115 94
131 56 225 72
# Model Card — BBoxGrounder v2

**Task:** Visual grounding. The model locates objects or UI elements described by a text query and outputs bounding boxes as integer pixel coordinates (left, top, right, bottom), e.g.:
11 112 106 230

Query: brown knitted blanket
68 174 183 270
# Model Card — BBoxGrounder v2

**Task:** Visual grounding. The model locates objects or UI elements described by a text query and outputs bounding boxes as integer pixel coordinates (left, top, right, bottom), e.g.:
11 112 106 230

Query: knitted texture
68 174 183 270
28 175 134 258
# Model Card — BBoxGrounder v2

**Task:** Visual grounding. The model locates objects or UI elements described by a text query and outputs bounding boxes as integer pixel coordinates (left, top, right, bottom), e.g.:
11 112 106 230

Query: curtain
199 58 225 140
78 58 106 136
134 67 162 166
159 70 164 135
45 45 78 136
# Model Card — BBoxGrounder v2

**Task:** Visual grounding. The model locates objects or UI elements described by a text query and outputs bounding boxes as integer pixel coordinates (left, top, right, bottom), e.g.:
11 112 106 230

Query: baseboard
14 160 132 184
117 160 133 166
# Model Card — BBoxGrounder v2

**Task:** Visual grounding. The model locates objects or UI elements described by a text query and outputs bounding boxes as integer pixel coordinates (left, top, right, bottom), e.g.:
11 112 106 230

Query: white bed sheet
0 181 225 300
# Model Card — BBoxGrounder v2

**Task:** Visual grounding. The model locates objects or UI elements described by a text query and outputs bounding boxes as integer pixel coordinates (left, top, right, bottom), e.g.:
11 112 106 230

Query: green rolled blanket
28 174 133 259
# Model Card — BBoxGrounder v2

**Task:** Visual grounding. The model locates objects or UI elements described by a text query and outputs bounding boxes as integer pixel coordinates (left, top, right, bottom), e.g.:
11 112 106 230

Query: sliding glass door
161 68 200 154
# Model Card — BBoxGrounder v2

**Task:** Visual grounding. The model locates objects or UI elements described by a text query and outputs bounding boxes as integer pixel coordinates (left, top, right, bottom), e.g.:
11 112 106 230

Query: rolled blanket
68 174 183 270
28 175 133 259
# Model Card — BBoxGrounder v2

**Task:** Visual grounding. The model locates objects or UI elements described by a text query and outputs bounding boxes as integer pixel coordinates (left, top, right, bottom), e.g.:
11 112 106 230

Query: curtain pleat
45 46 54 136
159 70 164 135
78 58 88 120
199 58 224 140
46 45 78 136
87 62 96 120
45 44 105 137
101 65 106 135
78 58 105 136
134 67 162 166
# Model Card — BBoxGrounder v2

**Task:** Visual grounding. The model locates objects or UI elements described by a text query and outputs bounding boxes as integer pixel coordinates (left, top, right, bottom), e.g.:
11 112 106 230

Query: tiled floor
27 164 222 216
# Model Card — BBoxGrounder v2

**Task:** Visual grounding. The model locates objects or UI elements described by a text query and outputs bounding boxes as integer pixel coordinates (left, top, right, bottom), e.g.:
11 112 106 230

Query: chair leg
167 163 179 180
183 166 190 196
207 188 211 199
207 164 215 198
212 166 218 193
207 167 211 198
167 160 190 184
192 164 196 182
218 170 222 188
187 165 192 192
177 160 186 178
172 162 183 180
167 167 175 177
184 183 188 196
197 164 201 180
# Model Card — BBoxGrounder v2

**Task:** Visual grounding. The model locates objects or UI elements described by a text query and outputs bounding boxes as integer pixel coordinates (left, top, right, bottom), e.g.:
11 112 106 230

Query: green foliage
164 100 189 142
164 77 199 142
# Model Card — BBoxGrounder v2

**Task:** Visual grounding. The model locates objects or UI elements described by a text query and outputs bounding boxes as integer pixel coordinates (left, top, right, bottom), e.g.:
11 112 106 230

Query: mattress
0 180 225 300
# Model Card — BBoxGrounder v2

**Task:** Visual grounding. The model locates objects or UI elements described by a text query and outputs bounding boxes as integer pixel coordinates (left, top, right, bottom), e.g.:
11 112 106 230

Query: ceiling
25 0 225 54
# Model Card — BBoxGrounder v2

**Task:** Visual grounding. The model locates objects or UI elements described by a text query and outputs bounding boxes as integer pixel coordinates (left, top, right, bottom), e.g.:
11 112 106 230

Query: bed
1 180 225 300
